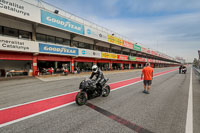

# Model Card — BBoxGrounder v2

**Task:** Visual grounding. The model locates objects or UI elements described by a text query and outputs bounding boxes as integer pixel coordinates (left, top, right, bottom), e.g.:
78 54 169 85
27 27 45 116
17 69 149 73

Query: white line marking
0 69 177 128
0 102 75 128
0 91 79 111
185 68 193 133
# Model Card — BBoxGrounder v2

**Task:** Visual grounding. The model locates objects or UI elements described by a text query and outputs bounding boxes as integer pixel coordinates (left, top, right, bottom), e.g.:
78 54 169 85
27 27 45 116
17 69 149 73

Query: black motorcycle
182 68 187 74
75 78 110 106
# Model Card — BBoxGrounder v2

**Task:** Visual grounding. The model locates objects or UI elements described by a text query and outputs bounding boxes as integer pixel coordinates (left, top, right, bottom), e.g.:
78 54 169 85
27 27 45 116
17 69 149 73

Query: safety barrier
193 67 200 80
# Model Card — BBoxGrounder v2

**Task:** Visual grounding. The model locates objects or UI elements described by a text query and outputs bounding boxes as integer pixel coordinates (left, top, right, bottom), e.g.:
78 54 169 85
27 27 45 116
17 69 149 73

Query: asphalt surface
0 67 199 133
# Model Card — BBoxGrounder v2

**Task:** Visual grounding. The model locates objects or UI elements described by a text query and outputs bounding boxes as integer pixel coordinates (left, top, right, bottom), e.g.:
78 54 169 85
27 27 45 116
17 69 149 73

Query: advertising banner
123 40 133 49
41 10 84 35
147 49 151 54
107 35 123 46
84 26 107 42
39 43 78 56
101 52 117 59
133 44 141 51
136 57 146 62
128 56 136 61
0 0 40 23
147 59 153 63
0 36 38 52
141 47 148 53
79 49 101 58
117 55 128 60
151 51 157 56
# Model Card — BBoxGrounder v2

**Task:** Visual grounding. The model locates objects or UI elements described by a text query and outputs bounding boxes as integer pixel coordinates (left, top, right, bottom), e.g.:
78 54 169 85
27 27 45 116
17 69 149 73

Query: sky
43 0 200 62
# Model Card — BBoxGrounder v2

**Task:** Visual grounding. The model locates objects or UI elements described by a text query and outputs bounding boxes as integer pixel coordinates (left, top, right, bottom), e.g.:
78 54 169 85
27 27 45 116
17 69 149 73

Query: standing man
141 62 154 94
179 65 183 74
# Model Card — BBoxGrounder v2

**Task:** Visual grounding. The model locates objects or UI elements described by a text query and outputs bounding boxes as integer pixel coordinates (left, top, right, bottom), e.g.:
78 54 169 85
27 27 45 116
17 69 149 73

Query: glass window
56 37 63 44
47 35 55 43
112 49 121 54
36 34 46 42
85 43 92 50
78 42 86 48
63 39 70 46
72 41 79 47
123 51 130 55
19 30 31 39
4 27 18 37
97 46 109 52
0 26 2 34
78 42 92 50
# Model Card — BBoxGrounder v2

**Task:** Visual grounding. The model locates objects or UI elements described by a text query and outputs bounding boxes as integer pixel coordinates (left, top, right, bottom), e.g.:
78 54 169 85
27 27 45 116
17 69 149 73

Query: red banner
136 57 146 62
123 41 133 49
117 55 128 60
141 47 148 53
147 59 153 63
151 51 157 56
147 49 151 54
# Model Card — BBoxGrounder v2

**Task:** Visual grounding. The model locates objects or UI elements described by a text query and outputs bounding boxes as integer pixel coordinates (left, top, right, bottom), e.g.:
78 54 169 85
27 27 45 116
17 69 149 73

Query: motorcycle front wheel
76 91 88 106
102 85 110 97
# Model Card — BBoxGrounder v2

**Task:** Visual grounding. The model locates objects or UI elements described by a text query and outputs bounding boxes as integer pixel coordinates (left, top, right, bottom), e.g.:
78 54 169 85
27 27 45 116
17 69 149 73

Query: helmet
92 65 98 73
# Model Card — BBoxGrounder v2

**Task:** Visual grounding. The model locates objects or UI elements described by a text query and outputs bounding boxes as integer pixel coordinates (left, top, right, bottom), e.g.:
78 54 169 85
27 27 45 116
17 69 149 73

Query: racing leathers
89 68 105 92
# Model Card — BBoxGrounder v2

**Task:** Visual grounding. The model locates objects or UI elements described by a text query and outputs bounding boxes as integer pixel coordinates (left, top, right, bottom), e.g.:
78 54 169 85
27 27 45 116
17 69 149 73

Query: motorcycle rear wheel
102 85 110 97
76 91 88 106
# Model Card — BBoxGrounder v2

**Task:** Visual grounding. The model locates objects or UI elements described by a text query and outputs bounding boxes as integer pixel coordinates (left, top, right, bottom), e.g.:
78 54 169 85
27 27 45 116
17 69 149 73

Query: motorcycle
75 78 110 106
182 68 187 74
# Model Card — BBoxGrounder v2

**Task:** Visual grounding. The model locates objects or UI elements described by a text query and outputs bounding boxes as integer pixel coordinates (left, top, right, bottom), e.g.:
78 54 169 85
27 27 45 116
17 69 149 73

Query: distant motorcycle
182 68 187 74
75 78 110 106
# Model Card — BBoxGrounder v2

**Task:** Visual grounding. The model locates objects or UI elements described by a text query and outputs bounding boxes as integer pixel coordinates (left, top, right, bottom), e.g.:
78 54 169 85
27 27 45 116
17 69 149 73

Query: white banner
84 26 107 42
79 49 101 58
0 0 40 23
0 36 39 52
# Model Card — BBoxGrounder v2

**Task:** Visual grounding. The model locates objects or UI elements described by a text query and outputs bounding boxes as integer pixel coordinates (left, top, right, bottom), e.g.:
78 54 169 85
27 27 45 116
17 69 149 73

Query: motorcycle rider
89 65 106 95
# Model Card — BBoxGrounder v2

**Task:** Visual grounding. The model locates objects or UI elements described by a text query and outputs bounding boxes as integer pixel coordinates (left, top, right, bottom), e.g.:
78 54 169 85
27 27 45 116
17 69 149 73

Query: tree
193 58 198 67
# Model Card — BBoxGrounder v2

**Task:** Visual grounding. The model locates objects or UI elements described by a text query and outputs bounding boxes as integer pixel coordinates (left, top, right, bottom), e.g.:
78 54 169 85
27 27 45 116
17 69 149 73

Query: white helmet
92 65 98 73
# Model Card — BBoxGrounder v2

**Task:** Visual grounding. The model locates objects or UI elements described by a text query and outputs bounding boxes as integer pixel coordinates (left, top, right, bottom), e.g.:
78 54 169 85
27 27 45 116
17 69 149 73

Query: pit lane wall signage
117 55 128 60
41 10 84 35
79 49 101 58
0 36 38 52
133 44 141 51
39 43 78 56
107 35 123 46
141 47 148 53
123 40 133 49
101 52 117 59
0 0 40 23
84 26 107 42
136 57 146 62
128 56 136 61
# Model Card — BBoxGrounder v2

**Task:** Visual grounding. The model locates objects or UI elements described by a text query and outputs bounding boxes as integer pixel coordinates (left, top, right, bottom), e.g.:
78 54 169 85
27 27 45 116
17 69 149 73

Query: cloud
126 0 200 16
42 0 200 61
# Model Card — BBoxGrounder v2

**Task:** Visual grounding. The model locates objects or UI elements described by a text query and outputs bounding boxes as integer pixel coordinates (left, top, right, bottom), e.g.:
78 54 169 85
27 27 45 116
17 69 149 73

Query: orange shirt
142 66 154 80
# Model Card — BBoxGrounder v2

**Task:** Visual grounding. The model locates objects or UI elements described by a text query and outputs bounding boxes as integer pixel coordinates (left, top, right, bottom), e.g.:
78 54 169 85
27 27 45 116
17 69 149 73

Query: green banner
133 44 141 51
128 56 136 61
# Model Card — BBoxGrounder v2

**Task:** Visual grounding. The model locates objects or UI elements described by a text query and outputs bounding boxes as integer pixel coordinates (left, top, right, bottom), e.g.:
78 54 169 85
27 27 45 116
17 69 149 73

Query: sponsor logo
0 39 29 50
39 43 78 55
0 0 30 16
93 51 101 57
134 44 141 51
46 16 82 31
87 29 91 35
41 10 84 35
85 27 107 41
82 50 86 55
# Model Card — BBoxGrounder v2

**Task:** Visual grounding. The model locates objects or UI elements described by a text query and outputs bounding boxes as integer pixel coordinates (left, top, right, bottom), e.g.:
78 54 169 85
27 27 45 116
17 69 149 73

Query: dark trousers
179 69 182 74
